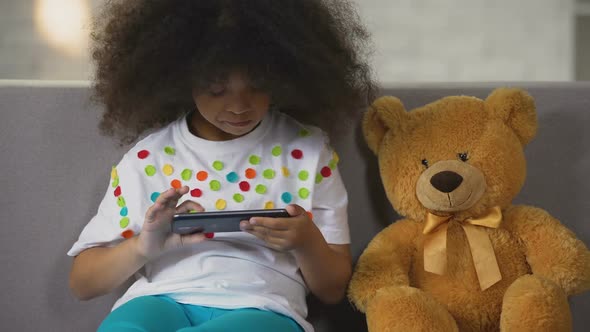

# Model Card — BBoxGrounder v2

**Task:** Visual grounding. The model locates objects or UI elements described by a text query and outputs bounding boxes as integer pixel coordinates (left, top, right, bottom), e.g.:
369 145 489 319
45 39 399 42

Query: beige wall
576 3 590 80
0 0 587 82
356 0 577 83
0 0 95 80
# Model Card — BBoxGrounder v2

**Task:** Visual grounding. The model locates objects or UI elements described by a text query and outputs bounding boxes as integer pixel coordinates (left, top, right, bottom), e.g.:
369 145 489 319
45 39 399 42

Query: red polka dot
196 171 208 181
320 166 332 177
113 186 121 197
291 149 303 159
205 232 215 239
190 188 203 197
137 150 150 159
171 179 182 189
121 230 134 239
307 211 314 220
239 181 250 192
245 168 256 179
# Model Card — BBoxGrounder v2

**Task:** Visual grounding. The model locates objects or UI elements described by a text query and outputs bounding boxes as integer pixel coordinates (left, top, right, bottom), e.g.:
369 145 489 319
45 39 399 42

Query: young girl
68 1 376 331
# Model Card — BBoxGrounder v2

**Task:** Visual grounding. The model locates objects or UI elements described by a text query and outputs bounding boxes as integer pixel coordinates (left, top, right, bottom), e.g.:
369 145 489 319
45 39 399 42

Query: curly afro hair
92 0 377 144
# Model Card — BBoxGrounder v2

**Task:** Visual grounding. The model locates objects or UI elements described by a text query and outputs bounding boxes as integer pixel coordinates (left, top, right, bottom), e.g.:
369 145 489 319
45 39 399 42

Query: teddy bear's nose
430 171 463 193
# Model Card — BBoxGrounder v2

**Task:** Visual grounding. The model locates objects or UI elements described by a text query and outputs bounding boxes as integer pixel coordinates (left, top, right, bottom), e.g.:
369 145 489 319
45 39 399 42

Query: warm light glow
34 0 91 57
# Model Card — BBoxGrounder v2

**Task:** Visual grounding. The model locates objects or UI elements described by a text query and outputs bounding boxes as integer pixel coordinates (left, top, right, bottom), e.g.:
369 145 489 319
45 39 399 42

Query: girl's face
191 71 271 141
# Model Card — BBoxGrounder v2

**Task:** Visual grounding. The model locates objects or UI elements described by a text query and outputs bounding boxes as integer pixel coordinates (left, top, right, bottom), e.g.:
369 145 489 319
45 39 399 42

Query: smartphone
171 208 290 235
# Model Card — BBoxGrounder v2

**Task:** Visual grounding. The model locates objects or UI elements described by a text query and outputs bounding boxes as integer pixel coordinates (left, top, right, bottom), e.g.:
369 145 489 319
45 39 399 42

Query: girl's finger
286 204 306 217
145 187 190 223
249 217 290 230
176 200 205 214
254 234 287 250
145 204 159 223
247 225 288 240
168 186 190 207
180 232 208 246
155 188 180 207
145 199 174 222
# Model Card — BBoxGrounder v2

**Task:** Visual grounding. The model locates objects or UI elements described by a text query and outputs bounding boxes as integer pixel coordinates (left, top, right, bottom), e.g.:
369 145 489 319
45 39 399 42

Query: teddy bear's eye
421 159 429 168
458 152 469 162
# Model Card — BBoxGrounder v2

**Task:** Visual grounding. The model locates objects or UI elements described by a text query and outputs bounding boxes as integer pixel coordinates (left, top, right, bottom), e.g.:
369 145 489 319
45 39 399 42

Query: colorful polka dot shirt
69 110 349 254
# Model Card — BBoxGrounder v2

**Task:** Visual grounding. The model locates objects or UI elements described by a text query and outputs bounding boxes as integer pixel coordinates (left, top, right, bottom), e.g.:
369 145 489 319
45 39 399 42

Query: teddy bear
348 88 590 331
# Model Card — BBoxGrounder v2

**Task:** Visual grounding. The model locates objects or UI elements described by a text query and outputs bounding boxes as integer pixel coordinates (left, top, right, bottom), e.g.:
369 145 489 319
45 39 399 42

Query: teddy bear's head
363 88 537 221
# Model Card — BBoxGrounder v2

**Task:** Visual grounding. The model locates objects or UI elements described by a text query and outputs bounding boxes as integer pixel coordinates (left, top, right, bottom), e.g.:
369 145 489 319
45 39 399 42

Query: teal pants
98 295 303 332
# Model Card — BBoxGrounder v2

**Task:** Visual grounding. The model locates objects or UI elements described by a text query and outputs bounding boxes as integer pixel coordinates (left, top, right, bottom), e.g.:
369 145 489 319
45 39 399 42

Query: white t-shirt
68 110 349 331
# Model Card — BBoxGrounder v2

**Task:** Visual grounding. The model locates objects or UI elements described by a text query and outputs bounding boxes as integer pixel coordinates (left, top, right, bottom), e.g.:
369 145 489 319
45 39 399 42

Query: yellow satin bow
423 206 503 290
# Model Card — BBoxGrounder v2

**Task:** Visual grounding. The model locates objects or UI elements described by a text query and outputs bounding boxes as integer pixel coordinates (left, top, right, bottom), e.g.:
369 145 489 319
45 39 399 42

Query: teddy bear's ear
484 88 538 146
362 96 407 155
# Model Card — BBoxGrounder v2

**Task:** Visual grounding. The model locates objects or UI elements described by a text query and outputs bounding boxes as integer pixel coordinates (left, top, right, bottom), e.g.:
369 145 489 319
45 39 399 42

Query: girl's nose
226 91 252 114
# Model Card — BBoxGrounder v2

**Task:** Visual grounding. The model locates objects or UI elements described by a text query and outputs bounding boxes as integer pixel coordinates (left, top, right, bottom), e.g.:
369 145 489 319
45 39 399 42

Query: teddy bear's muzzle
416 160 486 213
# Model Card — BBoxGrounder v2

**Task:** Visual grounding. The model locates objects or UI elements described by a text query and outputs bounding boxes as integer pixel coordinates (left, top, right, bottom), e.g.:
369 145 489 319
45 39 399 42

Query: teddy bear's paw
500 275 572 332
365 286 458 332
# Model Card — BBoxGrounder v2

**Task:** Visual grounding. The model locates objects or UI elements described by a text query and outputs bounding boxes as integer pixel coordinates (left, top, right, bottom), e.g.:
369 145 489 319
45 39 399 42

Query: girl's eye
208 84 226 96
458 152 469 162
421 159 429 168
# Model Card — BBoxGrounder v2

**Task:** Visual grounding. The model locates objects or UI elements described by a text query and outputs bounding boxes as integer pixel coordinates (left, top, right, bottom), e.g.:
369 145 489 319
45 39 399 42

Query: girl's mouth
225 120 252 128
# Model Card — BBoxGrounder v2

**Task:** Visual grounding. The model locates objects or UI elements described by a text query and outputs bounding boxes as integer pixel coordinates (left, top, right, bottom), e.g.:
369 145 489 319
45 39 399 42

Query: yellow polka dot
215 199 227 210
264 201 275 209
111 167 118 180
163 164 174 176
333 151 339 164
281 167 290 177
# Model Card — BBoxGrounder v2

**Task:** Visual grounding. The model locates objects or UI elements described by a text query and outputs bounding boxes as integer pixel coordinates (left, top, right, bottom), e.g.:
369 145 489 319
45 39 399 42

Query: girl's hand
240 204 320 252
136 186 210 260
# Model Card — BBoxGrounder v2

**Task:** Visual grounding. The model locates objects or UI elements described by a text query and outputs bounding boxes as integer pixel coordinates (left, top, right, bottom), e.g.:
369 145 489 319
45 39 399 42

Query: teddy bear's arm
504 205 590 296
348 218 420 312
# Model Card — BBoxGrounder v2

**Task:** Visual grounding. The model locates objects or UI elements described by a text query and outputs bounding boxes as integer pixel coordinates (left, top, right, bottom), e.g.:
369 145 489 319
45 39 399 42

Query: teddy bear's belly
411 224 531 331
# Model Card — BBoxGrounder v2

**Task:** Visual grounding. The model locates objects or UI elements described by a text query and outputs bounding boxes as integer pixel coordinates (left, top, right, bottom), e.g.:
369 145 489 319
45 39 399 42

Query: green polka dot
271 146 282 157
117 196 126 207
164 146 176 155
298 170 309 181
249 155 261 165
298 188 310 199
315 174 323 184
210 180 221 191
111 177 119 188
213 161 224 171
299 128 311 137
145 165 157 176
255 184 267 194
263 169 276 179
181 169 192 181
119 217 130 228
329 160 338 170
233 193 245 203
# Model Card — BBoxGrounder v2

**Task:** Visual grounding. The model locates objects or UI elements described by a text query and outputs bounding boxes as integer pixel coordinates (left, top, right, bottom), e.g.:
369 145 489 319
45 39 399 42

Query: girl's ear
362 96 407 155
484 88 538 146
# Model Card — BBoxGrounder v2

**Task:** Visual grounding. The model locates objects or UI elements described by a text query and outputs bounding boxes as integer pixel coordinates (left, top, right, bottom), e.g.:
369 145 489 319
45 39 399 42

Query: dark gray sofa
0 81 588 331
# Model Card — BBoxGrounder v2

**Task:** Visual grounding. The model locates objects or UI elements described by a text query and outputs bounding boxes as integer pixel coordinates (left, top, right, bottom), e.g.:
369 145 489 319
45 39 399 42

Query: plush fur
348 88 590 331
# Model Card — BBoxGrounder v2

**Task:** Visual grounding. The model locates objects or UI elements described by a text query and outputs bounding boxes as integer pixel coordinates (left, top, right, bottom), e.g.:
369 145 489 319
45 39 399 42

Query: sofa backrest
0 81 588 331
